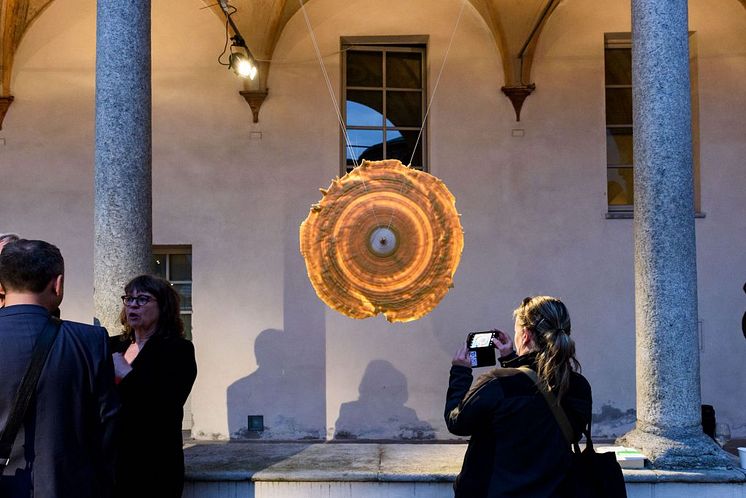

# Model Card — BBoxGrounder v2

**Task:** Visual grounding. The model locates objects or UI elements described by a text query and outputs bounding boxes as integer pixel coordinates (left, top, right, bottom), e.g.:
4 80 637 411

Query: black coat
445 353 592 498
109 334 196 498
0 305 119 498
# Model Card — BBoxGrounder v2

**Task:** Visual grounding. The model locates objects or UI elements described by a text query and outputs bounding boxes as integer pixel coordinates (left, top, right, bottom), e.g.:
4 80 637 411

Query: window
604 33 700 216
341 36 428 174
604 35 634 211
152 246 192 340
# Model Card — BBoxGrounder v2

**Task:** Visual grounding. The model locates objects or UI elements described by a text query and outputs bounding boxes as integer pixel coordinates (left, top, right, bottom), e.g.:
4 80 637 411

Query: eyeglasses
121 295 156 307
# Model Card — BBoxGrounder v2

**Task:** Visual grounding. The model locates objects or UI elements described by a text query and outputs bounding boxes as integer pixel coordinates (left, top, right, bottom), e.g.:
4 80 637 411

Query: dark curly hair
119 274 184 341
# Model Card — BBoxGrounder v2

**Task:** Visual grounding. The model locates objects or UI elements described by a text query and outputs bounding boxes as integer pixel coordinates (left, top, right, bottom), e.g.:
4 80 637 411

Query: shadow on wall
333 359 435 440
592 404 636 438
225 217 327 439
227 328 323 439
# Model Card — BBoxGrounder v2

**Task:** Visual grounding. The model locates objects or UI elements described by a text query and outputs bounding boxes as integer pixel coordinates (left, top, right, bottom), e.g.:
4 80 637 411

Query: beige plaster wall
0 0 744 441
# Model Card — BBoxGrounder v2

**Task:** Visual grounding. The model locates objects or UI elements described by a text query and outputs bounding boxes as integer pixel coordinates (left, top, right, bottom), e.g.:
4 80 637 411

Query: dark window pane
386 129 423 168
173 283 192 310
386 52 422 88
605 48 632 86
347 51 382 87
608 167 634 206
169 254 192 281
346 90 383 126
386 91 422 128
347 129 384 166
606 127 633 165
151 255 167 277
605 88 633 125
181 313 192 341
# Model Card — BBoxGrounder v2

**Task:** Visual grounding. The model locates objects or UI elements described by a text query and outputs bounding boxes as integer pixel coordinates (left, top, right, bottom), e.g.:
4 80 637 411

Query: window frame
603 32 702 219
152 245 193 340
340 35 429 175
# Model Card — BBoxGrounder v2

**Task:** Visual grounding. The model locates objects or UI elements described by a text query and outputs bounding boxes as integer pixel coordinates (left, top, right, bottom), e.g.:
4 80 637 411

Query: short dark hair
0 239 65 293
119 274 184 341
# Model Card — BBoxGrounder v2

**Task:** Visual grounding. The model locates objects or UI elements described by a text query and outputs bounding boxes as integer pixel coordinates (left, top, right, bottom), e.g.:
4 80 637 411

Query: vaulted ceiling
2 0 745 127
0 0 564 126
203 0 562 118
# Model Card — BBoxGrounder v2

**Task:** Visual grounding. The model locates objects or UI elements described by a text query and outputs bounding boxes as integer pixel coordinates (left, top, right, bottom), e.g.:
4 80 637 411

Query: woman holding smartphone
444 296 592 497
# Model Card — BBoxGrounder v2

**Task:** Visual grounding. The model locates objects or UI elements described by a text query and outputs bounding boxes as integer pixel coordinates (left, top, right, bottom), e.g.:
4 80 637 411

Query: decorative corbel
501 84 535 122
0 96 14 130
239 89 268 123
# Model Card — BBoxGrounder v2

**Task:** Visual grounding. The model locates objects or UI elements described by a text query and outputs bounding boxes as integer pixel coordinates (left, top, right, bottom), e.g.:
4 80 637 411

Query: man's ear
53 274 64 298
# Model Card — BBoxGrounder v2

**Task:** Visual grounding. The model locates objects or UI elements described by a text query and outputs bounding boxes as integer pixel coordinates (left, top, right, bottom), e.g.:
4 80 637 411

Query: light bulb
230 52 257 80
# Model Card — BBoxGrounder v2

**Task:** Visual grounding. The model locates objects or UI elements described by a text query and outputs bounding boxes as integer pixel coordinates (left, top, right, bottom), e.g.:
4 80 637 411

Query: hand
493 330 515 358
112 352 133 381
452 343 472 368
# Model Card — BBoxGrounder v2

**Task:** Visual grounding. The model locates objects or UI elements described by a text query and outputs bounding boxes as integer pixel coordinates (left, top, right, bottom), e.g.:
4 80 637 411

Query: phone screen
469 332 494 349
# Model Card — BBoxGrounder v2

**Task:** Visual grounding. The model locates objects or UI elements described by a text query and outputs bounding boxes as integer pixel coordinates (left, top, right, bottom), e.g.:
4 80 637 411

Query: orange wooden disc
299 159 464 322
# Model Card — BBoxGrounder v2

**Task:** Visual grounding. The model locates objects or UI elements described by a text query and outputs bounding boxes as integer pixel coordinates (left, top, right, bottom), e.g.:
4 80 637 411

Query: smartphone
467 331 496 349
466 331 497 368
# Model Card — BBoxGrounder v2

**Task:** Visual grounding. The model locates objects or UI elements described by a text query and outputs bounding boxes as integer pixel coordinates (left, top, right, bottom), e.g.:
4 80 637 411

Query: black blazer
109 333 196 498
0 305 120 498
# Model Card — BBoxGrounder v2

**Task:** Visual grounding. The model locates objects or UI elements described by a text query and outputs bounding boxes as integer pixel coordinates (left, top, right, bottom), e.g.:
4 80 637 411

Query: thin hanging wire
383 0 467 231
407 0 468 170
298 0 382 225
298 0 358 171
299 0 467 232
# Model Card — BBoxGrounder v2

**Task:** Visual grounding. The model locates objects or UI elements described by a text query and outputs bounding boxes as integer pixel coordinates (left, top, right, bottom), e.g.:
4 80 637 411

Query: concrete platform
182 441 746 498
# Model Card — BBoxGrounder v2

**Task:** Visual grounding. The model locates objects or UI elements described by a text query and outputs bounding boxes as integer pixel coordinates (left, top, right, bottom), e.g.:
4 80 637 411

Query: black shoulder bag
0 316 62 475
515 366 627 498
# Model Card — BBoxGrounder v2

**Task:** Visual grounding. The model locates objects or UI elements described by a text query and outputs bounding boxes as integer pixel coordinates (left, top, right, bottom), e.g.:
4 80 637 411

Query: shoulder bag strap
516 366 580 449
0 316 62 472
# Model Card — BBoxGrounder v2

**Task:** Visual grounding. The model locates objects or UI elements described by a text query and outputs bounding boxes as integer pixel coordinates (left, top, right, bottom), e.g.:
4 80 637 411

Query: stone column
94 0 152 333
618 0 729 469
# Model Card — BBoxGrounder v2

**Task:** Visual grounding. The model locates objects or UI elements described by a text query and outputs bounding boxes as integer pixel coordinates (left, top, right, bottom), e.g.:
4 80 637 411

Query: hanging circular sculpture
299 159 464 322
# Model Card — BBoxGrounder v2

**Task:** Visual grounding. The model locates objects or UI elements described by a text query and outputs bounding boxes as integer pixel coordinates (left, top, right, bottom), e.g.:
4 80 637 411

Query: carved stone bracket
0 96 14 130
501 84 535 122
239 89 269 123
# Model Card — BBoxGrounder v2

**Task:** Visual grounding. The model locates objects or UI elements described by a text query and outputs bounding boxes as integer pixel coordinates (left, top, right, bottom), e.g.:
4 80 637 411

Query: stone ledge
183 441 746 483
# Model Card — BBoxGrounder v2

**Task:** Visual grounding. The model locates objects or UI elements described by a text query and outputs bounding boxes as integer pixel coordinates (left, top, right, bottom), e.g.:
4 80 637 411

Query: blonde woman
445 296 592 498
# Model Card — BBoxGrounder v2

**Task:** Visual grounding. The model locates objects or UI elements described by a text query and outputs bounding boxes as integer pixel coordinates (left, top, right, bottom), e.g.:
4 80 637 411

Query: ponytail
513 296 580 401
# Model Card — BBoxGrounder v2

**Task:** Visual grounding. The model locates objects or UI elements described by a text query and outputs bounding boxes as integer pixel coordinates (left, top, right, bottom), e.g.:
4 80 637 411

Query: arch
2 0 55 92
1 0 55 127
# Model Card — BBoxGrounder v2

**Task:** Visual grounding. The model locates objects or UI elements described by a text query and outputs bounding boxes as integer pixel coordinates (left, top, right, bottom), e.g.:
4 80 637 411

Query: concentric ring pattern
299 159 464 322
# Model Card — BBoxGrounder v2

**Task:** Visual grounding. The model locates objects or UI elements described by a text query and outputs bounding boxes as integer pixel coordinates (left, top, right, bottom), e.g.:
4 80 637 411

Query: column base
619 426 735 469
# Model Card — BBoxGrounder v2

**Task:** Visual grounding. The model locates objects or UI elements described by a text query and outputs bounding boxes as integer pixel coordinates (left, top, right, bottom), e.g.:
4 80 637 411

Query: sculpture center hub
369 227 397 256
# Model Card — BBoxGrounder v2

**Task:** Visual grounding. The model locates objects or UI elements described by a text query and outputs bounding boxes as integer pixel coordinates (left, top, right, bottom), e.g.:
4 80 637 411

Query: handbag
0 316 62 475
516 366 627 498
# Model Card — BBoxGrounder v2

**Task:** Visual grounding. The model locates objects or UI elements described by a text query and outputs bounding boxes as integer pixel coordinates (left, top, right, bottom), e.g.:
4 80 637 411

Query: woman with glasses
110 274 197 498
445 296 592 498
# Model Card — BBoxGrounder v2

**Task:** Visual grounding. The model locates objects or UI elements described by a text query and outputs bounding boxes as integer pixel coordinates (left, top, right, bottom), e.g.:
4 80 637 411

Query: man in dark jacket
0 239 120 497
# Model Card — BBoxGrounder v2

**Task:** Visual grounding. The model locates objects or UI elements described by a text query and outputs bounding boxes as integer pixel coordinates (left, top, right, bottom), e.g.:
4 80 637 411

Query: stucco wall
1 0 744 440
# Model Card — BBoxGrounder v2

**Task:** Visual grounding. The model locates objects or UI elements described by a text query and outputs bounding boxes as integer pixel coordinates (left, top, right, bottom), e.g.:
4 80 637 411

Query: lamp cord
217 4 237 67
